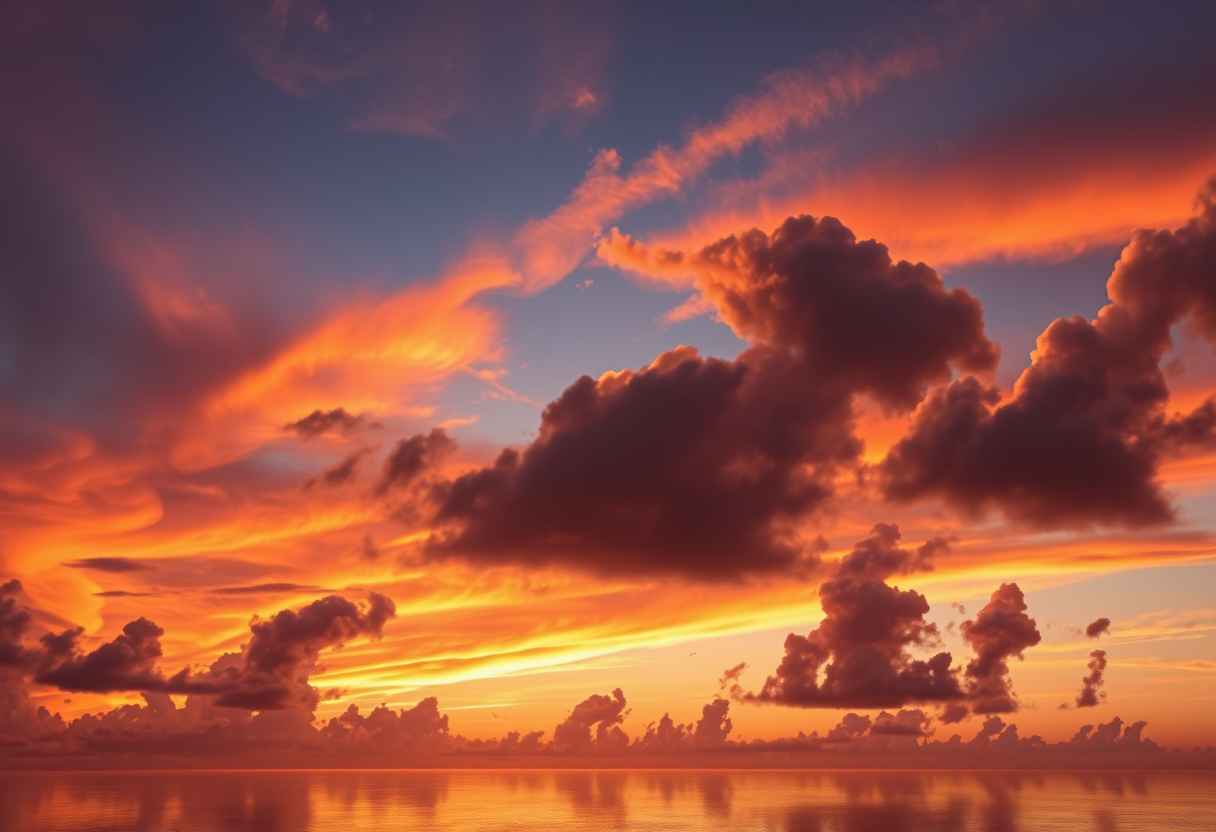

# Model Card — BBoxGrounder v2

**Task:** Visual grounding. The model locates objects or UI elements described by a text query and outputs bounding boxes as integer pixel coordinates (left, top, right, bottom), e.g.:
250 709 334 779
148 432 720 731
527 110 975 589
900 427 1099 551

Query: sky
2 0 1216 765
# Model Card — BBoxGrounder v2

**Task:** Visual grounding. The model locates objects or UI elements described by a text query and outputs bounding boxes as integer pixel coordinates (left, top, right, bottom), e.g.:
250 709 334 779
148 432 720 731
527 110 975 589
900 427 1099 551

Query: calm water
2 770 1213 831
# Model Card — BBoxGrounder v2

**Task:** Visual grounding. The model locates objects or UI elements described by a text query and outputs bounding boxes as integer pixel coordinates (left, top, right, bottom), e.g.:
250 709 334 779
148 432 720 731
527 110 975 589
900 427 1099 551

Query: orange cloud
171 256 517 472
602 69 1216 280
514 46 937 290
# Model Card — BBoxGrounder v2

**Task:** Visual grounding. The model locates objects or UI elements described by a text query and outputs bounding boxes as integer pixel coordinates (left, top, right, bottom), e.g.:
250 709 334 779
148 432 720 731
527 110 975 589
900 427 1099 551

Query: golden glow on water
6 770 1214 832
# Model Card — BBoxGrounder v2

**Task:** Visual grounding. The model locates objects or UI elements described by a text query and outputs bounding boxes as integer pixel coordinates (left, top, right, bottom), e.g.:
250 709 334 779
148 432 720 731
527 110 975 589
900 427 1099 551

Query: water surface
3 770 1213 831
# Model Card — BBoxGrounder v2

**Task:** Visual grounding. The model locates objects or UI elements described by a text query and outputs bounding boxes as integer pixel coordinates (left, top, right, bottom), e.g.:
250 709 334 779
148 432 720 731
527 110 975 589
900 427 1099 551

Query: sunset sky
3 1 1216 761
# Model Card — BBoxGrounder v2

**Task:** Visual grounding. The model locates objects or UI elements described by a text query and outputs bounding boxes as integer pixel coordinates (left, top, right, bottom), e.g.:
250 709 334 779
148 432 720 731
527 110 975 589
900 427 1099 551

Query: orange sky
2 1 1215 765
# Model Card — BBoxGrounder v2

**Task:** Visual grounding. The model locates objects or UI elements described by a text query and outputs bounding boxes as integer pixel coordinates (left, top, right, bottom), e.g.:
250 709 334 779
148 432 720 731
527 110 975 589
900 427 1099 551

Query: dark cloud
691 698 733 749
961 584 1041 714
209 592 395 710
881 186 1216 529
310 448 371 488
2 580 70 745
93 590 155 598
320 697 451 752
1147 397 1216 453
1067 716 1158 752
400 214 998 580
1085 617 1112 639
551 688 629 753
425 347 855 579
16 590 395 714
871 708 931 736
825 712 872 742
0 579 33 669
689 214 998 410
63 557 151 573
1105 180 1216 343
939 702 970 725
210 583 329 596
283 408 372 439
35 618 209 694
742 524 964 708
1075 649 1108 708
377 429 455 495
635 698 733 752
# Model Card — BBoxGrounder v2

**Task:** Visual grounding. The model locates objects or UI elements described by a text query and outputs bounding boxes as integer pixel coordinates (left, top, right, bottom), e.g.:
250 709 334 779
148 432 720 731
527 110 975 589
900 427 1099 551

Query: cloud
418 213 997 579
961 583 1041 714
1 580 34 669
377 429 456 496
551 688 630 753
172 258 514 473
209 592 396 711
635 698 734 752
515 45 936 289
881 185 1216 529
742 524 964 708
311 448 371 488
1086 618 1112 639
600 214 997 410
617 58 1216 273
870 708 931 736
320 697 451 752
284 408 371 439
1075 649 1109 708
210 583 330 596
423 346 853 578
1 580 66 742
939 702 970 725
1067 716 1158 752
34 617 206 694
1149 397 1216 454
825 712 872 742
62 557 151 573
740 534 1045 715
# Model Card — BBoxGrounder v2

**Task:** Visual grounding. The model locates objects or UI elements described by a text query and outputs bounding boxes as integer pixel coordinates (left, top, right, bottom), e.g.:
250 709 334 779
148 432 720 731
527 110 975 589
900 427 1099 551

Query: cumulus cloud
825 712 872 742
1086 617 1112 639
742 524 964 708
320 697 451 752
1067 716 1158 752
0 579 33 669
939 702 970 725
209 592 396 710
1075 649 1108 708
680 215 997 409
35 618 204 695
738 532 1043 715
871 708 932 736
635 698 734 752
961 583 1041 714
414 214 996 579
551 688 630 753
3 584 399 744
881 185 1216 528
424 347 854 578
603 215 997 409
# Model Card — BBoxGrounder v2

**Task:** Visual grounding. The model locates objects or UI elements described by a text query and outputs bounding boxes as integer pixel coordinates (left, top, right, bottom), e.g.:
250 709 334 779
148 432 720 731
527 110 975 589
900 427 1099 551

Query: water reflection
2 769 1212 831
